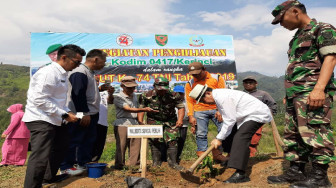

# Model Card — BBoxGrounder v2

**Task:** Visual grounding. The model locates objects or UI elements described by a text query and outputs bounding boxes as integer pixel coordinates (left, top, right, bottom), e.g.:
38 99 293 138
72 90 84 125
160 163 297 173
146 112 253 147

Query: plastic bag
125 176 153 188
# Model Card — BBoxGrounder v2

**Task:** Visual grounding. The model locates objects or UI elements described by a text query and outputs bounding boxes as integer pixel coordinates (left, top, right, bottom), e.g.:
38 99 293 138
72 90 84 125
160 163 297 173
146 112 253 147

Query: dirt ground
2 154 328 188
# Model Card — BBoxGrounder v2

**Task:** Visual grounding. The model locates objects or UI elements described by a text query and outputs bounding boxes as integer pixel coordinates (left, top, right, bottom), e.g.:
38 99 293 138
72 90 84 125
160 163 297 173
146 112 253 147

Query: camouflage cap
154 77 169 90
188 62 204 74
46 44 62 55
271 0 303 25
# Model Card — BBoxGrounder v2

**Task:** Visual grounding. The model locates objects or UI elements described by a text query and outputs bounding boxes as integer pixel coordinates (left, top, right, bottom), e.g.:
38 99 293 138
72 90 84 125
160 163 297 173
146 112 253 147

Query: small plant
195 156 219 180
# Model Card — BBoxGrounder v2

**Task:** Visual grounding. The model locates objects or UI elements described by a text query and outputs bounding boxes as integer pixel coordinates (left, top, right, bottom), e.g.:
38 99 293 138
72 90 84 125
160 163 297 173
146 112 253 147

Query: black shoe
290 163 332 188
224 171 250 183
267 162 306 184
42 174 69 185
219 160 228 167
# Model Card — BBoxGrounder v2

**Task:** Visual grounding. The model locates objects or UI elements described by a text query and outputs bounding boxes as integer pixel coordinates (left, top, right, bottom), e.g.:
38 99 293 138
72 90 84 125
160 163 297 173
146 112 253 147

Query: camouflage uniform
138 89 185 146
284 19 336 164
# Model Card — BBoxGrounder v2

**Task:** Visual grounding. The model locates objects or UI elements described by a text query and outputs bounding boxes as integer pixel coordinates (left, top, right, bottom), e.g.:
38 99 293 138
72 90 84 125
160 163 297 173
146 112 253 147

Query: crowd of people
1 1 336 188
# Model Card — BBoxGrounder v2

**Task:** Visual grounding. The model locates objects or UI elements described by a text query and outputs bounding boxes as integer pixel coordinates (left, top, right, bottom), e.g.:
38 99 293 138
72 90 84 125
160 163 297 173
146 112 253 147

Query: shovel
180 145 215 184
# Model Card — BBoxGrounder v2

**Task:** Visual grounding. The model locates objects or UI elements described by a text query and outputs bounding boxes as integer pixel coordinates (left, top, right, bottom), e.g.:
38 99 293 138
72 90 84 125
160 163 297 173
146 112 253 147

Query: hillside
0 64 336 188
0 64 30 133
236 71 285 102
0 64 285 132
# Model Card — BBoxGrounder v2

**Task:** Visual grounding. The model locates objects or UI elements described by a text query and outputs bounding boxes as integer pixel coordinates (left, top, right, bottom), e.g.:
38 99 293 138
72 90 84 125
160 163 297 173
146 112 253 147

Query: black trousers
222 120 263 171
177 127 188 161
44 123 69 180
24 121 69 188
91 124 108 162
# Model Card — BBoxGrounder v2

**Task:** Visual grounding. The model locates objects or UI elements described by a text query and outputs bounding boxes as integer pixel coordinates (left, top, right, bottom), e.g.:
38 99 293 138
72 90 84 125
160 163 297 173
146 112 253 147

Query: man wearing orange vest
185 62 227 164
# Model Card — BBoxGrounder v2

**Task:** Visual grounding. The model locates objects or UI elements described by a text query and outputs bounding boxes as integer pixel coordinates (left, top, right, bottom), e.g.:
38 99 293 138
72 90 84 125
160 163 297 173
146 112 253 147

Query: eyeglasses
67 57 81 65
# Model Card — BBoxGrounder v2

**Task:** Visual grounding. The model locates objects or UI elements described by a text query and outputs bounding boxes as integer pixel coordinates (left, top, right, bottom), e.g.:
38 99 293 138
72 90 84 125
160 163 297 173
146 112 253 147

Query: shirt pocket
55 78 68 95
294 40 313 60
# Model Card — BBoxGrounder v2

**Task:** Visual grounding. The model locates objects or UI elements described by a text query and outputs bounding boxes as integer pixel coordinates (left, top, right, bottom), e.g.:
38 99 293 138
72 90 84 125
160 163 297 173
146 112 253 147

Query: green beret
46 44 62 55
271 0 303 25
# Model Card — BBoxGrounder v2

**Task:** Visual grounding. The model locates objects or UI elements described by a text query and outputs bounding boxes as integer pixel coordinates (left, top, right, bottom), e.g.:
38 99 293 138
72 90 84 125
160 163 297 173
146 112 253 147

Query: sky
0 0 335 76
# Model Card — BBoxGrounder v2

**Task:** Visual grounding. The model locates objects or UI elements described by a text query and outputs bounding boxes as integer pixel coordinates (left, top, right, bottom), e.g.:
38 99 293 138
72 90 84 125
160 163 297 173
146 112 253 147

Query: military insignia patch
155 35 168 46
322 31 333 39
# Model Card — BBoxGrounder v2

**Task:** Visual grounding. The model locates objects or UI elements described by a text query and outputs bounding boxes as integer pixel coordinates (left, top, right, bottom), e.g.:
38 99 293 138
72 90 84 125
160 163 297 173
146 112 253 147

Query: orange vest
185 71 225 116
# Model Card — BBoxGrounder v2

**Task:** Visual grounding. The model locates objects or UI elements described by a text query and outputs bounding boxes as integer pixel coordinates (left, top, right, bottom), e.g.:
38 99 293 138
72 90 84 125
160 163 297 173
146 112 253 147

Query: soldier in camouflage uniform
268 1 336 188
138 77 185 170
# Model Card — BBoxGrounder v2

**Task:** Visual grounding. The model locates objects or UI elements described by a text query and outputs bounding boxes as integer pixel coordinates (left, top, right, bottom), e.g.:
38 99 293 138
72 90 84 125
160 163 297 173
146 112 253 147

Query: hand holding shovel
180 145 215 184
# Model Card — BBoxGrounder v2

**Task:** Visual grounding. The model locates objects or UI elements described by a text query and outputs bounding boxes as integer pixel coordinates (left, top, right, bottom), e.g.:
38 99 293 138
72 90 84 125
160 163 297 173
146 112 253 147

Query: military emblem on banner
189 36 204 47
155 34 168 46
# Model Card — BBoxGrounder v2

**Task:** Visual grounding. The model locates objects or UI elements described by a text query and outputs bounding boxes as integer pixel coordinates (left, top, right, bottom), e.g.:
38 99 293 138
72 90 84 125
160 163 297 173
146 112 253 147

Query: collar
53 62 67 75
120 91 133 99
296 18 317 36
83 64 95 74
205 71 211 79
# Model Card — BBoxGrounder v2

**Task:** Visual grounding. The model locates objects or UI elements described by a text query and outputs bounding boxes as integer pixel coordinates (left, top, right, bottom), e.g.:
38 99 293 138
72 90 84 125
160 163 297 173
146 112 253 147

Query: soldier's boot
212 148 229 167
267 162 306 184
290 163 332 188
167 146 184 171
151 146 162 167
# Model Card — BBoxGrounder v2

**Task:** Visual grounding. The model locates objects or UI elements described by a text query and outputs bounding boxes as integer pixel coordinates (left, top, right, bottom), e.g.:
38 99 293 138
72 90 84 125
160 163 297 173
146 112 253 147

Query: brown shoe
212 149 229 166
196 151 205 157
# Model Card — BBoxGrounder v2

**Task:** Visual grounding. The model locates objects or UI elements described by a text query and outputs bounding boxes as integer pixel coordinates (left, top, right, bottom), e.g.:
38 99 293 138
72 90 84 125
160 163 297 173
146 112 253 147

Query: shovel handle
188 145 215 173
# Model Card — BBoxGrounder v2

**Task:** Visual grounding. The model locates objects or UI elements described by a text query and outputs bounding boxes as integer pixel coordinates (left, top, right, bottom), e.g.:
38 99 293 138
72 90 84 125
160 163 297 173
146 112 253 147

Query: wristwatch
62 113 69 119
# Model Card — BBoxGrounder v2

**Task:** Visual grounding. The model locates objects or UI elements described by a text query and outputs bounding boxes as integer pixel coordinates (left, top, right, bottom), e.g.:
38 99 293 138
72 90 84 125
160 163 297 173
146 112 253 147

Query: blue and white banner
31 32 238 92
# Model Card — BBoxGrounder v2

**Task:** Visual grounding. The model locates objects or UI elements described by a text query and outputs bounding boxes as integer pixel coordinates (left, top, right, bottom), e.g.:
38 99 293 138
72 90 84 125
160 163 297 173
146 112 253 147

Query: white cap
189 84 208 104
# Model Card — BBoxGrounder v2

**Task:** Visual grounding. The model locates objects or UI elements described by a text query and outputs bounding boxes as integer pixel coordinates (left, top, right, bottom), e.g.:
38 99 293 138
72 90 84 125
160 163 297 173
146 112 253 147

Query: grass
1 101 336 185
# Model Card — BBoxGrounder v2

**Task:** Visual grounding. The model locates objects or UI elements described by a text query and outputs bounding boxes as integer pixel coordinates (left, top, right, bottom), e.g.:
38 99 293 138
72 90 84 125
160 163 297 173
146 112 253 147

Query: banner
31 33 238 93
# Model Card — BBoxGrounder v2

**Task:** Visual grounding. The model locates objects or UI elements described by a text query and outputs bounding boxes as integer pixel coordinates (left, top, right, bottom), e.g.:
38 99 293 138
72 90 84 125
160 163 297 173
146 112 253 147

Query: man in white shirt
189 84 272 183
22 44 86 188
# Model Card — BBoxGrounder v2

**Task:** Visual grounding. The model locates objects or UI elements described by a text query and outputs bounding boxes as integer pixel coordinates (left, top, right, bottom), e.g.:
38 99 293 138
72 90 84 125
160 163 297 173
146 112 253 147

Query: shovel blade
180 170 201 184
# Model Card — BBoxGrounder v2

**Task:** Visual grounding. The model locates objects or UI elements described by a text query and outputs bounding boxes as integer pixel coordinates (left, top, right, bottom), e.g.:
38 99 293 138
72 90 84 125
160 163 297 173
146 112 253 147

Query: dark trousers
161 126 188 162
222 121 263 171
44 124 69 180
24 121 68 188
177 127 188 161
91 124 108 162
60 113 98 170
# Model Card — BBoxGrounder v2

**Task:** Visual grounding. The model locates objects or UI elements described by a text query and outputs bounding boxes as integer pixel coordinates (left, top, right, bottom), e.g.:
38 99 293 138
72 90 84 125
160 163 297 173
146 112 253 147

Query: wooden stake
270 119 284 157
140 137 148 178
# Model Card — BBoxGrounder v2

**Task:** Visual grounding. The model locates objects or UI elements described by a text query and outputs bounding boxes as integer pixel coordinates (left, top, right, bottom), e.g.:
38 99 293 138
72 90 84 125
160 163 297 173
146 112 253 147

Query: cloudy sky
1 0 335 76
